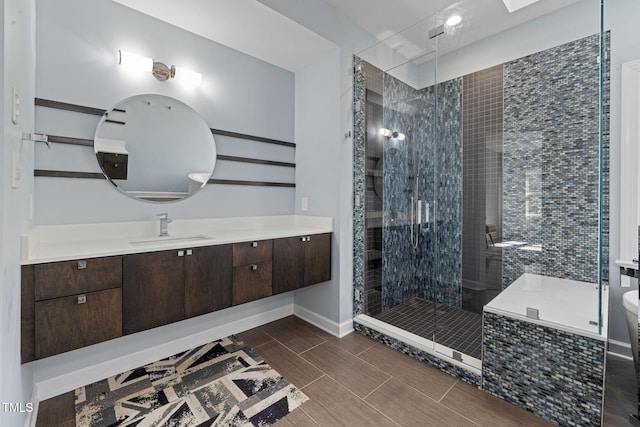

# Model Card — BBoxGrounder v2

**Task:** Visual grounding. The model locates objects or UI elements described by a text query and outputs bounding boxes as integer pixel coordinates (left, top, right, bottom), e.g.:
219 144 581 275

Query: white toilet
622 290 638 366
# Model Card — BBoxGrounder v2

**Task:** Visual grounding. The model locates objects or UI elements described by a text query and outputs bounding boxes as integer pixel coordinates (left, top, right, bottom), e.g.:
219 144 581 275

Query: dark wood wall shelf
34 98 296 188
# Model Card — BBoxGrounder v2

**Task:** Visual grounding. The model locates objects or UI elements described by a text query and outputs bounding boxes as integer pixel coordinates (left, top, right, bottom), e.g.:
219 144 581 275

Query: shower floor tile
374 297 483 359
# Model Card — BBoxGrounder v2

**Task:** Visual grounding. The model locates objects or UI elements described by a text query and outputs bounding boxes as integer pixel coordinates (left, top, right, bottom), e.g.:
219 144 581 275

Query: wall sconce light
118 50 202 86
379 128 406 140
379 128 393 137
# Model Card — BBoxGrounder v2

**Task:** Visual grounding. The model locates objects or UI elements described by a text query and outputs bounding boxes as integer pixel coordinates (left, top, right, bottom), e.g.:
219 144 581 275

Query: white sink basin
130 234 214 246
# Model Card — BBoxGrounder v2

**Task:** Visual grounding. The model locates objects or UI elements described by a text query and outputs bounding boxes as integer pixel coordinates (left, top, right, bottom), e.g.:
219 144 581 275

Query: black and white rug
75 336 308 426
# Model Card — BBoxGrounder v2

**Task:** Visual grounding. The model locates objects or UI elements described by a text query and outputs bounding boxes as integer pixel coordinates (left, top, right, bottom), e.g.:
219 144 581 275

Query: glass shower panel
356 12 441 348
354 0 606 373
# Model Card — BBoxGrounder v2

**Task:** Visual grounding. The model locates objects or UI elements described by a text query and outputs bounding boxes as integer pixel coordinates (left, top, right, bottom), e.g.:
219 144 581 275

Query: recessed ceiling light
446 15 462 26
502 0 541 13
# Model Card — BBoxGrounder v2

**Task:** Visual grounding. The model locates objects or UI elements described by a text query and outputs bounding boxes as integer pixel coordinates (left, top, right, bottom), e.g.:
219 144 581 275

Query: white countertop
21 215 333 264
615 259 639 270
484 273 608 341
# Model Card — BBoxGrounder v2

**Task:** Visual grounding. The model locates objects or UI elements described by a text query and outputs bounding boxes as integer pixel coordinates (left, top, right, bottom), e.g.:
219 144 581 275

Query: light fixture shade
118 50 153 73
173 66 203 86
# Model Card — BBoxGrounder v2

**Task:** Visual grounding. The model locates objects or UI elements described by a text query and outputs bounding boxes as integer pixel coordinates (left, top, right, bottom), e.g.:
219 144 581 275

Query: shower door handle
424 202 430 230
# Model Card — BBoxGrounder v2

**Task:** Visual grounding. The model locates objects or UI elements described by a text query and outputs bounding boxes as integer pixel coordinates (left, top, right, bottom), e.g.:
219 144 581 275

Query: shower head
428 24 445 39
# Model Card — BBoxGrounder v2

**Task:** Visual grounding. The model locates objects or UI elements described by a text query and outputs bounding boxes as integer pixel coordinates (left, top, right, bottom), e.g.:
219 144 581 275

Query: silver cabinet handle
252 241 258 247
186 249 193 256
300 236 307 242
178 250 185 257
78 260 87 270
307 235 311 241
77 294 86 304
251 264 258 271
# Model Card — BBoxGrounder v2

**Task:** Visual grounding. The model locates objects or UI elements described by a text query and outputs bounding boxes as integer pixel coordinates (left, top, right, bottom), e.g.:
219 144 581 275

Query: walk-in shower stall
351 0 609 406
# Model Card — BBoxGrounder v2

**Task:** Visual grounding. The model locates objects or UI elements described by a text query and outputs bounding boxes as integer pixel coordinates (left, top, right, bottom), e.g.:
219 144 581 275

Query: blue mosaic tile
353 56 366 317
353 321 480 386
482 311 605 427
502 33 610 287
381 75 462 310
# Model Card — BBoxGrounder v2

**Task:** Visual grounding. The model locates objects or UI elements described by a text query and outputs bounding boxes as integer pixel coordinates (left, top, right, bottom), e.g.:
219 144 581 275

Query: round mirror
94 94 216 202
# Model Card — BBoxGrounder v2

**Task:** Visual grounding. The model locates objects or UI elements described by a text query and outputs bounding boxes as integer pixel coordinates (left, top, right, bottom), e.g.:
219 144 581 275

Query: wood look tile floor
36 316 635 427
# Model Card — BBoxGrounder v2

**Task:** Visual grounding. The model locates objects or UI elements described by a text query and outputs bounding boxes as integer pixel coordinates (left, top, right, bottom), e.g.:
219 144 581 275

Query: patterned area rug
75 336 308 426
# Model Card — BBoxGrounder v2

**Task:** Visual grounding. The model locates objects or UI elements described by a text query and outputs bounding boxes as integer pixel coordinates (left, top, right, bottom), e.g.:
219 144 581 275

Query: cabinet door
273 237 305 295
232 262 272 305
185 245 232 318
304 233 331 286
34 288 122 359
123 250 185 334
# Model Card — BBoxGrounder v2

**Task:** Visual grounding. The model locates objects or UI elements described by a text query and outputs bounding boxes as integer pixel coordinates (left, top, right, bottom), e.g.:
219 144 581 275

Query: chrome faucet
157 213 172 237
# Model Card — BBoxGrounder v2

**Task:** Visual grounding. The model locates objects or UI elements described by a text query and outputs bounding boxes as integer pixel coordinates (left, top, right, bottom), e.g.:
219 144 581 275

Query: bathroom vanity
20 215 332 362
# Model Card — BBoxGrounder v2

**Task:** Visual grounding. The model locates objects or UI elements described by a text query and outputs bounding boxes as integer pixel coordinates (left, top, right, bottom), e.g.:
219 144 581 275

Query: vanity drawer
97 152 128 180
34 287 122 359
232 261 272 305
34 256 122 301
232 240 273 266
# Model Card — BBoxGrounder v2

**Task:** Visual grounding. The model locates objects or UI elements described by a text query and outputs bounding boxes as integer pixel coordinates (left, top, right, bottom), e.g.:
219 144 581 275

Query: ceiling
113 0 581 73
325 0 581 61
111 0 337 72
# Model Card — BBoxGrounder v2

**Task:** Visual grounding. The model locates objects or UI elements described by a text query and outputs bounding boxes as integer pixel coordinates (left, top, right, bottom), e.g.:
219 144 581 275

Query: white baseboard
25 384 38 427
33 303 294 402
293 305 353 337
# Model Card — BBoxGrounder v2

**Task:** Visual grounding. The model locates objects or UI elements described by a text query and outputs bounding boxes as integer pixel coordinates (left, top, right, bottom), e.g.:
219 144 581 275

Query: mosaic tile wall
502 33 610 287
353 322 480 386
381 74 427 311
482 312 606 426
381 74 462 311
352 56 366 317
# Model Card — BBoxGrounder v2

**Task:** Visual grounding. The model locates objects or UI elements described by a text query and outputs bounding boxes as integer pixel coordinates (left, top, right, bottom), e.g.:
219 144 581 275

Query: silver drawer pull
300 236 307 242
186 249 193 256
251 264 258 271
178 250 185 257
251 241 258 247
306 235 311 241
78 260 87 270
77 294 87 304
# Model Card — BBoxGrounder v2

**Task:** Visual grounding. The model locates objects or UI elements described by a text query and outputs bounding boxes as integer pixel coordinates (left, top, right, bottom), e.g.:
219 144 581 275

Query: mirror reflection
94 94 216 202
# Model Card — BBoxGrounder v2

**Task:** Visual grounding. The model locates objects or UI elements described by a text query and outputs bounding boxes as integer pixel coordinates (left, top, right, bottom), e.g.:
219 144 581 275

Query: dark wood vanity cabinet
21 256 123 362
185 245 232 318
21 233 330 362
123 244 233 334
35 288 122 359
123 250 185 335
273 233 331 294
232 240 273 305
96 152 128 180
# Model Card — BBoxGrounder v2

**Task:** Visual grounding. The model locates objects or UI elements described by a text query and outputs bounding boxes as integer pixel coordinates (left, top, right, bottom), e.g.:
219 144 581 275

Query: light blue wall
34 0 296 225
259 0 378 327
2 0 36 424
